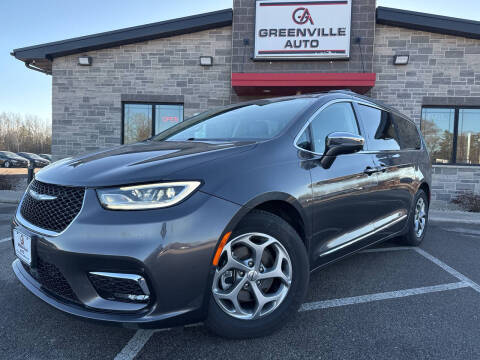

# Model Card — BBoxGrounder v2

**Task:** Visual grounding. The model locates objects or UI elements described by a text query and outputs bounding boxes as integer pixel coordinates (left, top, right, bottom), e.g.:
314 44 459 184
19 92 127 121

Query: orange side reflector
212 231 232 266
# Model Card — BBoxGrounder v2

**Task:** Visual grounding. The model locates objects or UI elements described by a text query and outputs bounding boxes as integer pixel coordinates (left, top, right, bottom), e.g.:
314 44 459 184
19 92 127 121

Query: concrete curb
0 191 23 205
428 211 480 225
0 199 21 204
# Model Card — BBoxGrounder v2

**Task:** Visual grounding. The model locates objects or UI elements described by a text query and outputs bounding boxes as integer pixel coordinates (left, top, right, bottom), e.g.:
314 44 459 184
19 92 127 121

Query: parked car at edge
0 151 29 168
11 91 431 339
39 154 52 161
16 152 50 167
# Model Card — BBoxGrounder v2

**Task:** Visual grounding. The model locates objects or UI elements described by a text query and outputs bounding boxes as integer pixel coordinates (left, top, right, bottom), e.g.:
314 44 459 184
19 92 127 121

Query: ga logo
292 7 314 25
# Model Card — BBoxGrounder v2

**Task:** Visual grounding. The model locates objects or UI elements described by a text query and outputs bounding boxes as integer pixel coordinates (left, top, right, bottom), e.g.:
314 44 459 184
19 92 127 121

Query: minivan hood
36 140 256 187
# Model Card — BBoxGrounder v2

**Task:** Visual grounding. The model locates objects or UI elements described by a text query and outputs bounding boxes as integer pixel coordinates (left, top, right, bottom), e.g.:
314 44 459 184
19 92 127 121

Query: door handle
364 166 378 175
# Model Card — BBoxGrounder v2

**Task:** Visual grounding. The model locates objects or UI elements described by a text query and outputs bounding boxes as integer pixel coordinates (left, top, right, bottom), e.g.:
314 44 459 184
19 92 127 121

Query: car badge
29 189 57 201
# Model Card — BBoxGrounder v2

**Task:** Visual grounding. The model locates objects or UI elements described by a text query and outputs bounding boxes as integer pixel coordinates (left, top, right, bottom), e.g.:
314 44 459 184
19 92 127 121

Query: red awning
231 72 376 96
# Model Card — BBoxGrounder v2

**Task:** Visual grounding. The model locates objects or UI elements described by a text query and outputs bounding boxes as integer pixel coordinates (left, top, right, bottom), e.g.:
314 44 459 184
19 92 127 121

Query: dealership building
11 0 480 207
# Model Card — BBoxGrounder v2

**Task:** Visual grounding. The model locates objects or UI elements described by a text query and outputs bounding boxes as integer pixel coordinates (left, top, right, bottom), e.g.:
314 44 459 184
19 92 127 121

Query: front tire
206 210 309 339
398 189 429 246
4 161 10 168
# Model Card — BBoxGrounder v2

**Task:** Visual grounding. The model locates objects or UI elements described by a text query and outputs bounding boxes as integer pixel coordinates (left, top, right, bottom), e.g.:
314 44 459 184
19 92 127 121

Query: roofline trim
12 8 233 61
12 6 480 67
376 6 480 39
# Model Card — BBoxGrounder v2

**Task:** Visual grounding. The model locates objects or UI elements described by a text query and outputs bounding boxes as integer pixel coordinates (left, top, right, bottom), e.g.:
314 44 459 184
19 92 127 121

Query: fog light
114 294 150 302
127 294 149 301
88 272 151 303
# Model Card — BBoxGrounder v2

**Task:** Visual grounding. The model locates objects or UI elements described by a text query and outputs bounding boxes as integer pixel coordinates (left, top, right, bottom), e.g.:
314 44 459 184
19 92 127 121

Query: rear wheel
206 210 309 339
398 189 429 246
4 161 10 168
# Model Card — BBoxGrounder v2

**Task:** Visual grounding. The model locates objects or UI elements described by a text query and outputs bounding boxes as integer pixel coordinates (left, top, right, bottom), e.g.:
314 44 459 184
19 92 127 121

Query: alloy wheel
212 232 292 320
414 197 427 238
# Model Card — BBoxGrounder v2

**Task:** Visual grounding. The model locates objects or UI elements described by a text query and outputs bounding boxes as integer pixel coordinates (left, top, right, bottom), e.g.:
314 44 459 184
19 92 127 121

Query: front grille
20 180 85 233
88 273 148 303
23 257 79 304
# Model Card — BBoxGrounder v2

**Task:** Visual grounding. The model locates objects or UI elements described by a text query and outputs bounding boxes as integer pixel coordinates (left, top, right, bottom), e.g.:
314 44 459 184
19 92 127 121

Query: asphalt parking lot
1 203 480 360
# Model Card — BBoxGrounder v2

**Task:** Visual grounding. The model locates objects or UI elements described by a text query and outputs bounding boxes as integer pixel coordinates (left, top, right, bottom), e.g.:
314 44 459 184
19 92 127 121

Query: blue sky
1 0 479 121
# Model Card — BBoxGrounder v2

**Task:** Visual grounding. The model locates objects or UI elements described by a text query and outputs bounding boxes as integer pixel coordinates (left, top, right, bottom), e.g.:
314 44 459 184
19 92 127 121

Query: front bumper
12 189 241 328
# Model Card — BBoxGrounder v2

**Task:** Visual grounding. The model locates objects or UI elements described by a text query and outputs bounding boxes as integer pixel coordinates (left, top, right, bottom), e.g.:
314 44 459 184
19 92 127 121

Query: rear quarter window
393 115 422 150
356 104 400 151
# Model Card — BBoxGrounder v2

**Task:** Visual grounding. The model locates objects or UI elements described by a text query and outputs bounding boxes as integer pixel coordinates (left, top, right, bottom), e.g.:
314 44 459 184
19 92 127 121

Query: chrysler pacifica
12 91 431 338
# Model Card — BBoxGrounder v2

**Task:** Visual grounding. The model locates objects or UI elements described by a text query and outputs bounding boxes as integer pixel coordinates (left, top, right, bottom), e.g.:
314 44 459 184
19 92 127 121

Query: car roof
284 90 415 124
242 90 396 108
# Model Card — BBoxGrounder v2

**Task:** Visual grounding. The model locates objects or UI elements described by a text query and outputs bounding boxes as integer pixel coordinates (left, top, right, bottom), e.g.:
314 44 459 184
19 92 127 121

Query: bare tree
0 112 51 154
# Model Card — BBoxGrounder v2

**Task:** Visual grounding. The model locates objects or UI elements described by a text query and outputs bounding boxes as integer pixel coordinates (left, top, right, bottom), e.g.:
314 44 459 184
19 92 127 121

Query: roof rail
328 89 357 94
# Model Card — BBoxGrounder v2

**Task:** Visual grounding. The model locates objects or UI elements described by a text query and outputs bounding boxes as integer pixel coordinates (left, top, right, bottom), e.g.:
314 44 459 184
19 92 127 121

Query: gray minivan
12 91 431 338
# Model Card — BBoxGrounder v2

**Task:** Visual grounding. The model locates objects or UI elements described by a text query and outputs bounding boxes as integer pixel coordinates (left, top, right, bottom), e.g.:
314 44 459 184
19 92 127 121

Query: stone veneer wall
51 26 233 159
371 24 480 208
431 165 480 208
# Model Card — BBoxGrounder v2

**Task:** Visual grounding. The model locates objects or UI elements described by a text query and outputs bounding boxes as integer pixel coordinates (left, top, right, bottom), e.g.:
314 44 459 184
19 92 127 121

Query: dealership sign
254 0 352 60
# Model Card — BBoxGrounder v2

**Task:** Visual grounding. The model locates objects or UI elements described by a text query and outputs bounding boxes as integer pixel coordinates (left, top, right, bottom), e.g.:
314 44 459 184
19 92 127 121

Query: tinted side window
357 104 400 151
394 115 421 150
309 102 359 153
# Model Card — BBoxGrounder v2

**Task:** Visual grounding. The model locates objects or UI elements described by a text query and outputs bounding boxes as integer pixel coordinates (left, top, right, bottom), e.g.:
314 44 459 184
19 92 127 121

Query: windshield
19 153 42 160
0 151 17 157
153 98 314 142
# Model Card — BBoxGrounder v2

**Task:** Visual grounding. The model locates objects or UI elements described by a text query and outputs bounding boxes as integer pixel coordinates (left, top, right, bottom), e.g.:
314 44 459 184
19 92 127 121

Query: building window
123 104 152 145
421 107 480 165
457 109 480 165
155 104 184 134
122 103 184 144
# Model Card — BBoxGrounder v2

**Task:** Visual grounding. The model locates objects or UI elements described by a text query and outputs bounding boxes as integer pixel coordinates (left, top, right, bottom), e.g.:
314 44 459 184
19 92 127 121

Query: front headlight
96 181 201 210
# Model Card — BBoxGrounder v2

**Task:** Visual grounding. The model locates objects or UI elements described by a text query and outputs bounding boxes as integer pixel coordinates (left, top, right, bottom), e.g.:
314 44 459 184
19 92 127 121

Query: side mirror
321 132 365 169
324 132 364 156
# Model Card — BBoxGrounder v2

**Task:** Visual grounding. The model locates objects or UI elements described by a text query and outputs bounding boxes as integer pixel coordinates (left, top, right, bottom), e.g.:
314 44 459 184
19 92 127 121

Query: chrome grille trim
15 180 87 237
